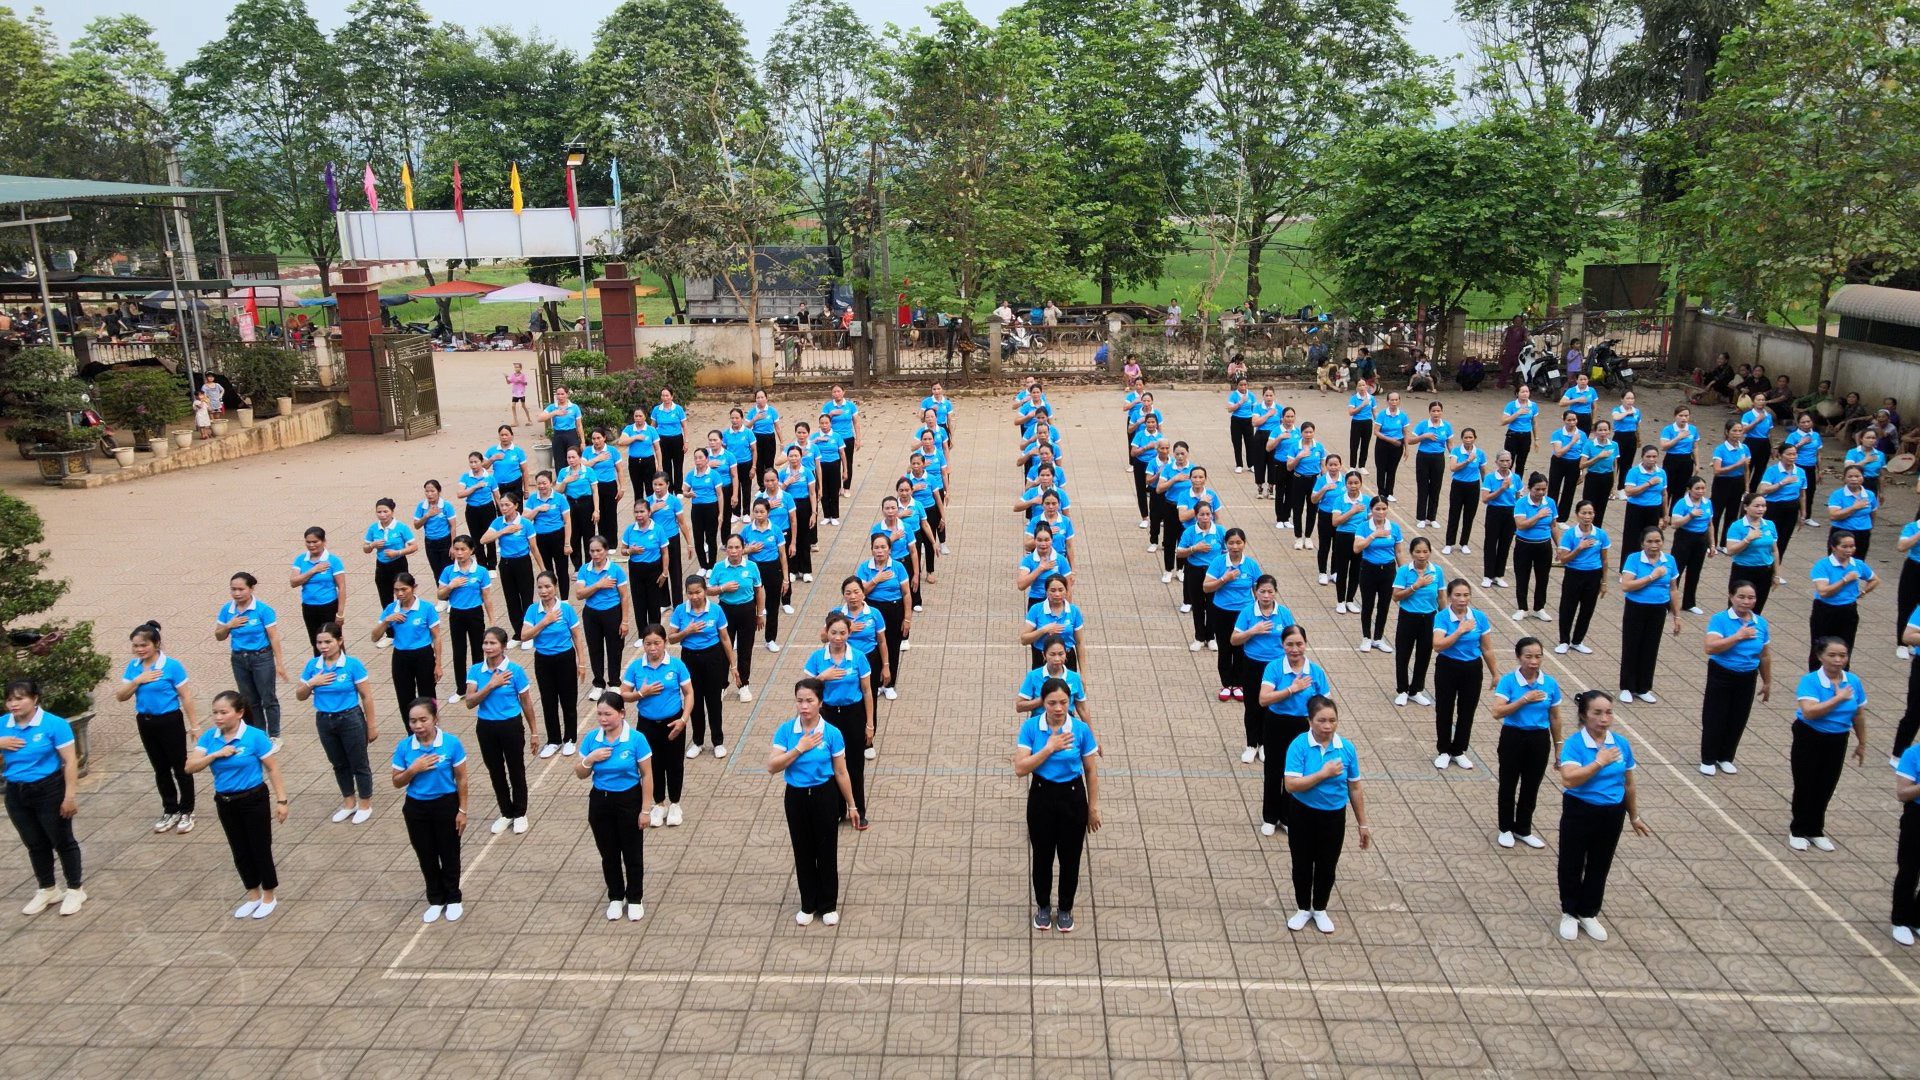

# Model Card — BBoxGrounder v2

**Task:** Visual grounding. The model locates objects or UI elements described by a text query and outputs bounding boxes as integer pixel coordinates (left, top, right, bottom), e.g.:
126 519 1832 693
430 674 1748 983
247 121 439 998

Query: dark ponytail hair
131 620 162 646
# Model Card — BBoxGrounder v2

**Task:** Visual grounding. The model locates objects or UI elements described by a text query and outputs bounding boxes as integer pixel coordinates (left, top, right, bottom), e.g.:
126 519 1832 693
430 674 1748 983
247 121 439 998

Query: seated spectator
1456 357 1486 391
1689 351 1737 404
1407 353 1435 393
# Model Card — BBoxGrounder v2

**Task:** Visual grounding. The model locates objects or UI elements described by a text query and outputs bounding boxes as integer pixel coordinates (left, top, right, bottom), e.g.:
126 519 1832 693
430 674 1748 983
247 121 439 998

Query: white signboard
335 207 621 262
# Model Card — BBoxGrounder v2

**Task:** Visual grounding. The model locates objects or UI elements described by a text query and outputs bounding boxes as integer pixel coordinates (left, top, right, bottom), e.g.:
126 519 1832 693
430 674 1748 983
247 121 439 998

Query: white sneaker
561 741 577 757
1558 914 1578 940
1234 466 1244 474
1554 643 1570 654
1259 822 1276 836
22 887 61 915
796 911 815 926
739 686 753 702
539 743 560 759
940 544 950 556
1178 603 1193 614
153 813 179 833
519 640 534 651
632 638 646 648
351 808 372 825
1293 539 1304 551
586 688 604 703
1901 647 1914 661
1318 573 1330 586
1687 606 1706 616
1619 690 1633 703
1441 545 1454 554
822 911 840 926
1572 643 1593 654
252 898 277 919
1147 543 1158 553
1139 519 1150 529
910 606 923 614
445 903 464 922
1394 693 1409 707
330 808 353 824
714 744 728 759
1287 909 1313 932
423 905 444 924
1497 831 1515 848
1241 746 1258 764
628 903 645 921
1311 910 1335 933
1455 754 1475 770
881 687 898 700
767 641 782 653
1533 610 1552 622
902 639 913 650
54 887 84 916
1413 692 1433 706
1511 610 1528 622
376 638 392 650
1718 761 1738 774
1481 576 1493 588
607 900 624 921
1639 692 1657 704
666 804 683 826
1357 639 1374 653
1519 834 1546 848
650 804 668 828
447 692 464 705
1161 571 1174 583
1433 753 1450 770
1495 578 1509 588
1386 495 1397 504
1897 925 1916 947
436 601 450 613
1788 835 1810 851
1376 640 1391 652
802 574 814 582
490 816 510 834
1811 836 1836 852
1461 545 1472 554
1207 640 1218 652
1258 746 1266 761
175 813 195 834
512 817 528 834
1190 639 1205 653
1699 763 1717 776
779 601 794 613
687 744 702 758
1577 917 1608 941
863 746 877 760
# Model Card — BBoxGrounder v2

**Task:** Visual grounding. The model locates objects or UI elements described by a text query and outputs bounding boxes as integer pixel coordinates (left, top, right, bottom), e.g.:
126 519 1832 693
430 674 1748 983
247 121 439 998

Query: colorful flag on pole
565 166 578 220
610 158 622 206
400 159 415 211
362 163 379 212
238 287 259 343
451 161 464 220
509 162 524 215
324 162 338 213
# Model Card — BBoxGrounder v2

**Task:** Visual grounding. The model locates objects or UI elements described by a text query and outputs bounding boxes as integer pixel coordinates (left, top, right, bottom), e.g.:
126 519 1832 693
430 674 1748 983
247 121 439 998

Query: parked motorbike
1515 339 1563 398
1587 338 1633 391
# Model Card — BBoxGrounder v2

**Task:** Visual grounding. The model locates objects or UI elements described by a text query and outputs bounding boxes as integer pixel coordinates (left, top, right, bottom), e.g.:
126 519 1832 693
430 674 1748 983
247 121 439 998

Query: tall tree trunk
315 257 334 297
1245 235 1265 311
662 272 683 317
1099 266 1114 306
420 260 437 286
1808 277 1833 389
1546 261 1564 315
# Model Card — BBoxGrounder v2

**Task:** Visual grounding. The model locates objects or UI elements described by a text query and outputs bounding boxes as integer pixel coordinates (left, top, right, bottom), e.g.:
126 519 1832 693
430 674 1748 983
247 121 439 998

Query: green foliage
569 344 705 434
217 344 304 407
0 491 109 715
0 347 91 448
416 27 591 219
765 0 879 255
94 368 190 436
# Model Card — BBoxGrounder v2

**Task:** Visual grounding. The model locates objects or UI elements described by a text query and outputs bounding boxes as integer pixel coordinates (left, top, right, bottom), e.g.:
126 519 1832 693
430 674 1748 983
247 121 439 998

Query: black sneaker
1033 906 1052 931
1055 910 1075 933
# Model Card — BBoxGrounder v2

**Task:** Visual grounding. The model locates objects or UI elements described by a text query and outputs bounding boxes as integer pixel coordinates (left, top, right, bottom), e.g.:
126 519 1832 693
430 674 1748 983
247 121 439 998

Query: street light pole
565 140 591 349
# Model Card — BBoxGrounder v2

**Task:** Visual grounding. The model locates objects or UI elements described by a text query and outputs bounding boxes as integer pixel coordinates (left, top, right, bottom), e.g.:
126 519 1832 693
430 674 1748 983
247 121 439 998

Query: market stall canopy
295 294 412 308
480 281 575 304
0 174 230 209
409 279 503 298
138 291 210 312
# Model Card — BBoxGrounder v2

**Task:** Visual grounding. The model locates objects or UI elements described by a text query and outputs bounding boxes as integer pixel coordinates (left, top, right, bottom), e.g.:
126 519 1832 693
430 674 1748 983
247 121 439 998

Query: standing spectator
1499 315 1527 389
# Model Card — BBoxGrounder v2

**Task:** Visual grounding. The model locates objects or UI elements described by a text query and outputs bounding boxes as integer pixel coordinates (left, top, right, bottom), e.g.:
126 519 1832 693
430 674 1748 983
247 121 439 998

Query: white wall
1686 313 1920 409
632 323 775 390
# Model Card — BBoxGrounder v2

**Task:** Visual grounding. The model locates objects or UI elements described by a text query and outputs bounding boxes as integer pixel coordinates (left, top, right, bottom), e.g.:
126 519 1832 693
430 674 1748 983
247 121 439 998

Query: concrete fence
1682 312 1920 405
632 324 775 391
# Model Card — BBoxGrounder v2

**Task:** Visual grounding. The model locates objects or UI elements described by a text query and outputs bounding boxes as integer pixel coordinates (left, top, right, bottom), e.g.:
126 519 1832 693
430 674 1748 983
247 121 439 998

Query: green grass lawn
291 264 680 333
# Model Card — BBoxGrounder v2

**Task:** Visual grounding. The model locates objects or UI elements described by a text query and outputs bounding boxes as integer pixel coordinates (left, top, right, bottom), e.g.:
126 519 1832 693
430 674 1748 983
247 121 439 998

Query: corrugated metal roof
0 174 231 208
1828 284 1920 328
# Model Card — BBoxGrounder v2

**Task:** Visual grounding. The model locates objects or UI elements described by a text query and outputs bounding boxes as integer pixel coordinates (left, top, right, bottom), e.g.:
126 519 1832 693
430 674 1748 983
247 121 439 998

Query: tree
337 0 438 177
0 491 110 719
764 0 878 257
1008 0 1194 304
1650 0 1920 385
173 0 347 291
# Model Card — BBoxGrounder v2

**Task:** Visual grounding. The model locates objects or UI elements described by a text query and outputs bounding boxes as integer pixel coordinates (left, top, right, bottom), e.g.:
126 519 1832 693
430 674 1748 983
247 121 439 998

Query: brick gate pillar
596 262 637 373
335 266 384 434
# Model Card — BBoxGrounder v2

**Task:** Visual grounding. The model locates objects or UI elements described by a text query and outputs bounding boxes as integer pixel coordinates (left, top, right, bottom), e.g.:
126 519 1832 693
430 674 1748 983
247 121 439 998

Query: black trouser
789 502 816 579
1548 456 1579 520
755 433 777 482
1289 804 1346 911
1214 620 1241 691
424 535 453 584
1131 457 1151 517
569 498 594 567
685 644 728 746
1558 794 1626 917
1289 473 1315 534
465 504 497 568
1899 562 1920 651
785 781 842 915
820 460 843 520
1895 804 1920 928
375 557 409 618
1900 660 1920 757
392 646 436 715
588 785 646 903
1790 720 1850 838
550 429 581 472
1809 601 1858 670
1505 430 1532 474
1620 503 1659 569
1239 653 1270 747
1434 655 1480 755
582 605 623 690
822 701 868 817
691 503 720 568
927 498 946 543
447 607 484 693
1700 661 1758 764
755 561 785 643
627 457 656 505
660 434 685 490
722 600 759 685
718 488 736 544
534 648 579 746
1615 432 1637 471
1512 538 1550 611
1731 562 1775 612
1350 420 1372 469
905 550 925 609
1249 442 1270 490
1446 482 1479 546
1272 464 1293 526
499 555 534 637
301 602 336 655
536 530 569 598
1357 560 1393 640
1483 507 1515 578
403 792 462 905
1581 472 1613 525
841 438 855 492
475 717 529 818
630 559 665 631
1710 476 1744 544
1230 416 1253 469
1395 610 1434 694
1618 600 1667 695
6 774 80 889
1183 562 1212 641
1799 463 1820 520
1765 499 1800 561
1375 441 1403 499
214 784 276 891
1662 453 1693 506
1336 536 1362 603
1414 453 1444 521
1558 567 1603 645
498 477 524 506
732 462 754 516
1498 726 1551 836
1155 494 1180 568
1263 712 1308 828
136 709 193 815
1028 776 1088 911
640 719 685 803
870 598 905 689
1745 437 1772 493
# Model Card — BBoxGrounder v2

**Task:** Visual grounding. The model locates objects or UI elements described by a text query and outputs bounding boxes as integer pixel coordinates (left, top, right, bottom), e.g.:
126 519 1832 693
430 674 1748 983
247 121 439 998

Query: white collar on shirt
595 722 633 745
453 558 479 573
1513 669 1546 690
1277 656 1311 677
410 728 446 751
1579 727 1619 749
8 708 45 728
1814 668 1848 690
1308 732 1346 751
229 598 255 614
481 656 510 674
302 547 331 562
791 716 826 738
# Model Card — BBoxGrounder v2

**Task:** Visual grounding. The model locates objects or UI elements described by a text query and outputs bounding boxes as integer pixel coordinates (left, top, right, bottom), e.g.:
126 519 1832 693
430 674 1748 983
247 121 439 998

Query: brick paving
2 355 1920 1076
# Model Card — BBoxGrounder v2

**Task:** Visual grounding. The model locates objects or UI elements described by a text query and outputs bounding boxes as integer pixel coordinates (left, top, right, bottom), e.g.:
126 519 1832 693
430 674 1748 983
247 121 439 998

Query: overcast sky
30 0 1473 72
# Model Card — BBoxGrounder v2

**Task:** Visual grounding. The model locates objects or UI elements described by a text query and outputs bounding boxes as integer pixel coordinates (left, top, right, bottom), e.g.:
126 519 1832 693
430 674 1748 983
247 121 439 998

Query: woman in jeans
2 677 86 916
216 572 287 739
575 536 631 702
295 622 377 825
436 535 495 703
117 620 200 835
461 627 539 835
670 575 739 759
1490 637 1563 845
520 571 587 758
289 527 347 654
391 696 470 924
185 691 288 919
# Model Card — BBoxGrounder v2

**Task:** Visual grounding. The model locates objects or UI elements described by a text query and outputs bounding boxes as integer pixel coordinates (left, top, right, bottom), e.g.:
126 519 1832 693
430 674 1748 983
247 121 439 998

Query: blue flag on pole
324 161 338 213
610 158 622 206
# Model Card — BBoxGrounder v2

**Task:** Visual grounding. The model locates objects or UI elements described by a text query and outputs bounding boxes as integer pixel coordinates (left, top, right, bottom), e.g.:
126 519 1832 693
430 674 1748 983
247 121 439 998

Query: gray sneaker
1033 906 1052 931
1054 910 1076 933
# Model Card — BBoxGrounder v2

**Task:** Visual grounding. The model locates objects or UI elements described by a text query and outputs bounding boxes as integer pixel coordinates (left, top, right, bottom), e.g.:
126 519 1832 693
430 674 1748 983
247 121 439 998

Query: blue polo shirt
650 402 686 437
379 600 440 651
1513 497 1558 542
392 729 466 799
622 655 692 721
1560 729 1635 805
1375 410 1409 441
821 398 859 440
1179 487 1223 520
1727 517 1778 568
780 464 815 501
1563 385 1597 416
919 396 953 426
1897 744 1920 784
1359 519 1402 564
487 515 532 559
1828 486 1879 531
1261 658 1330 716
292 550 346 605
1482 470 1521 508
1549 427 1587 461
1016 716 1099 783
1611 405 1640 434
1706 609 1770 673
1283 732 1361 811
414 499 456 541
1623 465 1666 507
1 710 73 782
1413 418 1453 454
1661 422 1699 455
522 600 581 655
1761 462 1801 503
804 646 872 707
1228 389 1256 419
622 421 657 458
1796 668 1866 734
1787 429 1823 467
1557 525 1611 571
1503 399 1538 433
647 494 684 539
217 600 278 653
773 717 845 787
1742 407 1774 440
1905 520 1920 563
1157 461 1194 502
831 604 885 654
1434 606 1491 661
1811 556 1875 606
123 655 190 714
907 470 939 509
439 560 492 611
669 602 724 651
1584 439 1619 475
706 560 761 607
467 659 530 720
1288 443 1325 477
1206 553 1262 611
723 426 754 465
1234 603 1295 663
577 560 629 610
300 654 368 713
579 723 651 792
523 490 568 535
1019 665 1085 719
1494 670 1562 730
810 431 842 463
685 466 724 505
195 723 275 793
1019 550 1071 599
1026 600 1086 650
749 403 780 435
557 466 591 500
856 557 905 603
1845 447 1886 480
1348 392 1375 422
621 521 665 567
547 401 581 431
1711 441 1750 479
730 523 778 565
871 520 913 562
1621 551 1678 605
1450 446 1485 484
1176 524 1220 570
1394 564 1441 613
458 469 496 508
586 446 619 484
486 443 527 485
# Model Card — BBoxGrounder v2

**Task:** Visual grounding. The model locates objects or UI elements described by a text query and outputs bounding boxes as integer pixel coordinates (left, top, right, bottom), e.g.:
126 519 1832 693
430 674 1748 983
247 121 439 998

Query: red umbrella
408 280 503 298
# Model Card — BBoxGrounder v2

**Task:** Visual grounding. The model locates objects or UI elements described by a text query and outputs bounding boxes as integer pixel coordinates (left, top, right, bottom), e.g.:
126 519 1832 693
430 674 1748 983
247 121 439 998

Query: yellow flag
400 159 415 211
509 162 523 214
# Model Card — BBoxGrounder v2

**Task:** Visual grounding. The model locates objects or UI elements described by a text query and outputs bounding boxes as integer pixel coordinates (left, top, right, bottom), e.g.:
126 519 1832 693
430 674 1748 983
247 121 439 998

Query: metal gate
372 334 440 439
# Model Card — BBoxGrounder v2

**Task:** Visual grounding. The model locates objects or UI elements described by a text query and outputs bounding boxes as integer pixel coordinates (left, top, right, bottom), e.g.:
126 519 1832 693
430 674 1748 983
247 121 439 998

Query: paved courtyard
3 353 1920 1077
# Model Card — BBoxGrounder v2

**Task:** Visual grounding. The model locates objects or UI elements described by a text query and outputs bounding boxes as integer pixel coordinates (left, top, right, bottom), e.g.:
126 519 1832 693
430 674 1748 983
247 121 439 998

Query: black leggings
1789 720 1849 838
1808 601 1859 670
6 773 81 889
403 792 462 905
1766 499 1800 561
722 600 759 685
1357 561 1393 640
1375 442 1403 500
1482 507 1515 578
1744 437 1772 493
1671 529 1707 610
499 555 534 637
659 435 685 490
569 498 594 567
691 503 721 568
1558 794 1626 917
684 644 728 746
447 607 485 694
822 701 867 817
1558 567 1603 645
1700 661 1758 765
1414 453 1444 521
1183 561 1212 642
1581 471 1613 525
1433 655 1481 755
1334 535 1361 604
1799 463 1820 520
1289 474 1316 534
136 710 194 815
1349 420 1372 469
1394 610 1434 694
1289 804 1346 911
819 459 843 520
1620 503 1660 569
375 556 409 612
536 530 569 598
533 648 579 745
756 560 785 642
1446 481 1478 546
475 717 529 818
1505 430 1532 474
1512 538 1551 611
1230 416 1254 469
1262 711 1308 829
630 559 665 631
640 719 685 804
1497 725 1550 836
582 604 623 690
1710 476 1744 544
1029 778 1089 911
588 785 646 903
627 457 656 504
391 646 436 715
1548 456 1579 520
1618 600 1667 696
870 598 905 689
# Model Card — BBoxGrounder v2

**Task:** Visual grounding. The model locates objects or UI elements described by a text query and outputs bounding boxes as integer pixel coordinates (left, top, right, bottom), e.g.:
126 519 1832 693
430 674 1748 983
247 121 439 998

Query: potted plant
0 346 91 459
94 368 190 451
0 492 110 774
220 344 302 417
32 428 95 484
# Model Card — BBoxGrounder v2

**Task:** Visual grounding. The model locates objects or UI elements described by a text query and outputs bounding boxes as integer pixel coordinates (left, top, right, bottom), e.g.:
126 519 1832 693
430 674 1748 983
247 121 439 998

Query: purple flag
324 161 339 213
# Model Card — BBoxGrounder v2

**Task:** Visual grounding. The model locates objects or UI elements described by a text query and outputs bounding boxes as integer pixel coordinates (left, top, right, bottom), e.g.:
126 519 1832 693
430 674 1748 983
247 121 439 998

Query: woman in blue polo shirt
620 625 693 826
1724 493 1780 611
1892 745 1920 945
823 385 861 494
185 690 288 919
1479 451 1521 587
723 409 756 519
1790 639 1869 851
709 536 766 702
748 388 782 479
858 533 909 695
770 677 859 926
217 572 287 739
436 536 495 704
1757 452 1804 564
703 430 738 543
1204 529 1261 703
540 386 583 472
811 412 845 525
575 537 631 702
1281 695 1369 934
1352 497 1402 654
1018 636 1087 723
586 428 623 537
390 696 469 924
1578 420 1620 526
1231 576 1294 765
1017 523 1073 603
1618 445 1667 575
618 406 660 502
1546 411 1586 523
1657 405 1699 504
621 502 669 634
1176 502 1223 647
1346 382 1375 471
1372 393 1408 503
1510 473 1558 623
651 387 688 491
1015 676 1102 933
1611 392 1642 470
648 473 690 607
462 627 539 834
1023 574 1087 673
296 622 377 826
1432 580 1498 768
1553 501 1611 654
1225 375 1256 475
781 441 820 581
1501 385 1539 473
1491 638 1563 844
1741 397 1775 488
117 620 200 835
455 452 499 568
1846 428 1887 497
290 527 348 654
521 471 573 599
669 576 739 758
805 613 874 828
2 678 84 916
413 479 458 589
1708 420 1750 548
482 492 537 645
372 573 442 716
1444 429 1485 555
1898 512 1920 662
1617 526 1682 704
1810 530 1877 668
1411 401 1453 528
1665 475 1712 615
1311 456 1353 585
1700 580 1772 775
1391 539 1441 706
1559 372 1597 433
485 424 529 504
1285 424 1327 542
1784 411 1824 527
522 571 587 758
1556 690 1651 941
574 696 654 921
683 447 725 570
1827 464 1879 558
1259 625 1332 836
